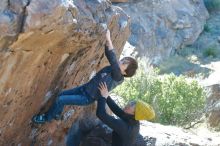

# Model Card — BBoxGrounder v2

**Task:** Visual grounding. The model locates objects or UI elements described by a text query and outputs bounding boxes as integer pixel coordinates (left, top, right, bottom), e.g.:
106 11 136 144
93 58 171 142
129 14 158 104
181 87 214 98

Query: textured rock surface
0 0 218 145
0 0 130 145
114 0 209 64
111 0 128 3
206 84 220 128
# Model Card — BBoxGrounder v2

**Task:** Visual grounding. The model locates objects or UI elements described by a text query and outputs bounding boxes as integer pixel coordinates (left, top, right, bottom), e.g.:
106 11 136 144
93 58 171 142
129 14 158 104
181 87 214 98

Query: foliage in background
204 23 211 32
203 46 218 58
113 65 205 127
204 0 220 12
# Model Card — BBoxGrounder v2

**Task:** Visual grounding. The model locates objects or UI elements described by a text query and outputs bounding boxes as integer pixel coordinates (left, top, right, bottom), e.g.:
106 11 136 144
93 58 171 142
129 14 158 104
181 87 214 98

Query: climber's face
123 101 136 115
119 58 129 75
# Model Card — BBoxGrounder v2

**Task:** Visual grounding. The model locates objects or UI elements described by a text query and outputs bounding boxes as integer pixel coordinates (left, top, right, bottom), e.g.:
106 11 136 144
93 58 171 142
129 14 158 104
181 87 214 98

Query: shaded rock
79 121 220 146
81 124 112 146
113 0 209 64
80 123 156 146
206 84 220 128
66 115 102 146
0 0 130 145
218 36 220 43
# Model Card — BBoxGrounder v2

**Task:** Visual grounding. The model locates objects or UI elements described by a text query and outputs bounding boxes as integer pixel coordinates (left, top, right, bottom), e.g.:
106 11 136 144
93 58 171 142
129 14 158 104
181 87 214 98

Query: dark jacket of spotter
96 96 140 146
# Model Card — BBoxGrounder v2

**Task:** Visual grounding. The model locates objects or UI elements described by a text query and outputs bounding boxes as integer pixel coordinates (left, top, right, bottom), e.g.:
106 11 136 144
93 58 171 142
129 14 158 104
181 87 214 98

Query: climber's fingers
98 82 109 98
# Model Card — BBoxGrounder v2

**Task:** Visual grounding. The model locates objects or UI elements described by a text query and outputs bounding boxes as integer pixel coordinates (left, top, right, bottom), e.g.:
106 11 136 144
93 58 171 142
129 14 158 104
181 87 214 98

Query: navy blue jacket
83 46 124 99
97 96 140 146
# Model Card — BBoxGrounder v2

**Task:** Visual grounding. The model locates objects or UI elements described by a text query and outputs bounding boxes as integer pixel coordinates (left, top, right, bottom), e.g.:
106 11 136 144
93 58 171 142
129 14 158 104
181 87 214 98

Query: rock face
174 9 220 128
114 0 209 64
206 84 220 128
111 0 128 3
0 0 130 145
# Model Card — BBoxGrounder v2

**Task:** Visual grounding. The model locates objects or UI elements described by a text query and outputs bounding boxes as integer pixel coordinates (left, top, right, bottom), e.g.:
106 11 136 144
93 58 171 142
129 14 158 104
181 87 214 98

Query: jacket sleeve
106 96 131 121
96 96 126 136
105 45 123 81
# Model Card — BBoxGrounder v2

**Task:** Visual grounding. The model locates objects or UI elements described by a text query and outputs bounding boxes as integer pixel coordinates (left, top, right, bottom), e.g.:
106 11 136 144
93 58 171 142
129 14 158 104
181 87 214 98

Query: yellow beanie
135 100 155 120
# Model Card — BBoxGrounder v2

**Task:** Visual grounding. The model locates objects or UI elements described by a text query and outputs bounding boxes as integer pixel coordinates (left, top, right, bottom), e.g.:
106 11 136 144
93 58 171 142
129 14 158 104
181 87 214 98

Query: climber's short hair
120 57 138 77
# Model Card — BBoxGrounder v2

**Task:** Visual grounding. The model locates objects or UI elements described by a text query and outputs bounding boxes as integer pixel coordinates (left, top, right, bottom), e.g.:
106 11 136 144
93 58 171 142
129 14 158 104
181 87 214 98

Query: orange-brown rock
0 0 130 145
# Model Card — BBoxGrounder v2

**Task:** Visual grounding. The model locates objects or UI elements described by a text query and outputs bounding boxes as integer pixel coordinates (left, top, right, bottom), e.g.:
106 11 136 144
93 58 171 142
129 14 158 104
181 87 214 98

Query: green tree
113 67 205 127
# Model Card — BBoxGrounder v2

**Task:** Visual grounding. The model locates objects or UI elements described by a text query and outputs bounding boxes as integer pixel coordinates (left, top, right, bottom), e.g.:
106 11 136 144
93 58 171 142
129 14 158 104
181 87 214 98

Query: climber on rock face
32 29 138 124
96 82 155 146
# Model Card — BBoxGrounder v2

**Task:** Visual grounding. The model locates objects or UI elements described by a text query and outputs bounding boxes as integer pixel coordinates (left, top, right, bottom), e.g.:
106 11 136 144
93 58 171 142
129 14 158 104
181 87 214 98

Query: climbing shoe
32 114 47 124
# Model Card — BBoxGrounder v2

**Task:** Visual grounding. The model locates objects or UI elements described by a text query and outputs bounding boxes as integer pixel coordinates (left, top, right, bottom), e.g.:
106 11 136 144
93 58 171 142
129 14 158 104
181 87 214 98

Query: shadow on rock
67 121 156 146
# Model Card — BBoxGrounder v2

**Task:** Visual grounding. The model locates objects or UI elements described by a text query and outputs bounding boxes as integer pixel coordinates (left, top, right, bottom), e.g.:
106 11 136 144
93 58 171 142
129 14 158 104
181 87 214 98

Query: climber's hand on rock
106 29 111 42
106 29 114 50
98 82 109 98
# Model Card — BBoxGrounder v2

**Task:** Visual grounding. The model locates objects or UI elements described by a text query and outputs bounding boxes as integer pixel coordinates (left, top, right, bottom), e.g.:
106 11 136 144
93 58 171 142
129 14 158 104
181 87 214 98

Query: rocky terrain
0 0 219 145
159 7 220 131
113 0 208 64
79 121 220 146
0 0 130 145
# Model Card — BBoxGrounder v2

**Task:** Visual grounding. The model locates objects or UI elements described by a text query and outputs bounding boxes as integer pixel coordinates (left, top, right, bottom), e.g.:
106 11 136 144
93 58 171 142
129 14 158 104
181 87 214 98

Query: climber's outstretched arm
104 29 123 81
106 29 114 50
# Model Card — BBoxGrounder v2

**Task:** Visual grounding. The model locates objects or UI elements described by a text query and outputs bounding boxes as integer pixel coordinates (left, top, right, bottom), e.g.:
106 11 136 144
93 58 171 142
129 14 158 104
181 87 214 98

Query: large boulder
114 0 209 64
206 84 220 128
0 0 130 145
